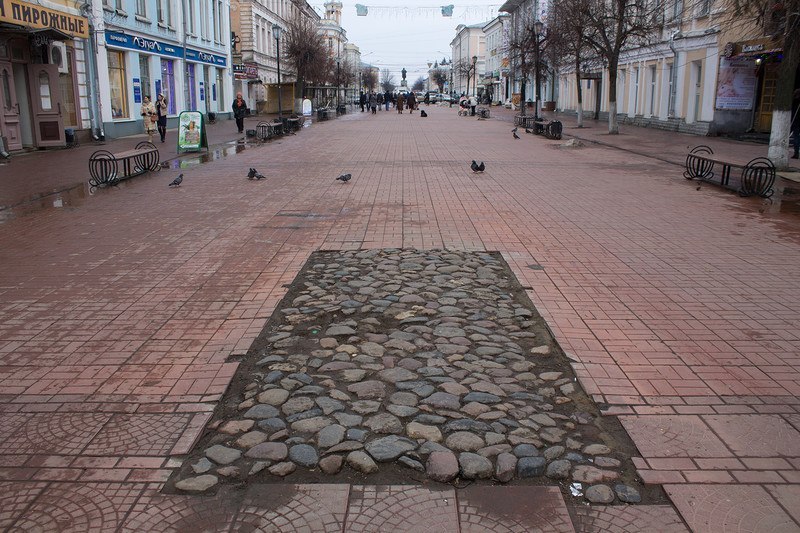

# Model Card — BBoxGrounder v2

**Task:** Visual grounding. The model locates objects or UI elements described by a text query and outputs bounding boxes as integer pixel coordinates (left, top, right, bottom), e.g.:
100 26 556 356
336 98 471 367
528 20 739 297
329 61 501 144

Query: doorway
756 64 777 132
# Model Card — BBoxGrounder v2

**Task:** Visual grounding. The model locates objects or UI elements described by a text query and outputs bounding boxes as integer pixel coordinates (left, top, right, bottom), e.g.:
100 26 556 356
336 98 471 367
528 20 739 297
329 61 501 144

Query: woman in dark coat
407 92 417 114
397 92 405 113
232 93 248 133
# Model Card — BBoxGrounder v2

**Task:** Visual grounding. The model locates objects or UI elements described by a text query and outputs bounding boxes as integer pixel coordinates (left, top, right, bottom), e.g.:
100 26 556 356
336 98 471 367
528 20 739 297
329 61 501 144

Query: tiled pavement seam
1 107 800 530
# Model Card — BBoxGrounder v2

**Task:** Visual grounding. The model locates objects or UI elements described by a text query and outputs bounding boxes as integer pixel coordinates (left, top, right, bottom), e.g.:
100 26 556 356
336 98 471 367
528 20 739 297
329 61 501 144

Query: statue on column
401 68 407 87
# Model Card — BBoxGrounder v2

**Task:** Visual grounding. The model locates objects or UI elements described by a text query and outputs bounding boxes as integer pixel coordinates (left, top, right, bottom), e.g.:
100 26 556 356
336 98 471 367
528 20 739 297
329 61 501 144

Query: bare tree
362 68 378 91
728 0 800 167
283 14 330 98
431 68 448 93
453 59 477 96
412 76 425 91
504 15 539 116
551 0 593 126
380 69 396 93
584 0 663 133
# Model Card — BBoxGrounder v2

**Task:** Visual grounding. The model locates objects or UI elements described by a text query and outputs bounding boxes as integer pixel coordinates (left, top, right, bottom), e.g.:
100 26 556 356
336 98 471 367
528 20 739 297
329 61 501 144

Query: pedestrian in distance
359 91 366 112
469 94 478 116
140 95 157 143
384 90 391 111
377 92 384 111
397 92 405 114
232 93 248 134
155 93 168 143
369 92 377 114
407 91 417 114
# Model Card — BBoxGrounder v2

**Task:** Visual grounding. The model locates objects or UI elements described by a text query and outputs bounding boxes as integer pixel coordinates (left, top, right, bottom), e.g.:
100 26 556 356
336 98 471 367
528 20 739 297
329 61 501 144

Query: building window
161 58 176 114
158 0 173 26
136 0 146 16
187 0 196 34
108 50 128 118
217 1 224 42
139 55 151 100
698 0 711 16
186 62 197 110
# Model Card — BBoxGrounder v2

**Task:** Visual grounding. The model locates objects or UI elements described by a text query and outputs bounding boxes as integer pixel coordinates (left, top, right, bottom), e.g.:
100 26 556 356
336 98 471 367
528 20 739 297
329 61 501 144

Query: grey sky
310 1 500 84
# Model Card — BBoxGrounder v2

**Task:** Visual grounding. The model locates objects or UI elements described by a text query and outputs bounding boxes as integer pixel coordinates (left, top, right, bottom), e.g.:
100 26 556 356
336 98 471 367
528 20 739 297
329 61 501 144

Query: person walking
155 93 168 143
232 93 248 133
384 90 391 111
377 92 384 111
359 91 366 112
407 91 417 114
397 92 405 114
369 92 377 114
140 96 157 143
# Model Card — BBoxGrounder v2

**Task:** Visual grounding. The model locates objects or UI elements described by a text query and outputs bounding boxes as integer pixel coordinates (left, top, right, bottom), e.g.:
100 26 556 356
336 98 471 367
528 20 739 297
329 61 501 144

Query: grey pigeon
512 127 518 134
336 173 351 183
513 130 520 139
471 160 485 173
168 174 183 187
420 110 428 117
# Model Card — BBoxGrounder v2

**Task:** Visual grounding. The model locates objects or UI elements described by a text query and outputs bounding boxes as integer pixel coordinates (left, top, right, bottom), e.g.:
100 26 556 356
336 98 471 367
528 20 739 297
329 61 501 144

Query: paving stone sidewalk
1 106 799 531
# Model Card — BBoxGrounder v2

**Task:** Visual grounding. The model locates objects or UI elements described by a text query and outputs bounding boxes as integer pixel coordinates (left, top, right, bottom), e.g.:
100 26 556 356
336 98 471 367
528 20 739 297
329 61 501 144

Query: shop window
161 59 176 114
108 50 128 118
186 63 197 110
216 67 224 111
140 55 151 100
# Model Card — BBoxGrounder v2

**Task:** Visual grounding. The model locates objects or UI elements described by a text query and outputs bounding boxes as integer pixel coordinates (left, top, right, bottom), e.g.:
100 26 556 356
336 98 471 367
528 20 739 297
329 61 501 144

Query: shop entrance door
0 61 22 150
756 64 777 133
26 63 64 147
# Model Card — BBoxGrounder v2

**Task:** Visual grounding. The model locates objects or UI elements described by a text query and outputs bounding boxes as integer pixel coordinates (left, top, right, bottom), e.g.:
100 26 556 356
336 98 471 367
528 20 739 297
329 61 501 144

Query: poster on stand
177 111 208 153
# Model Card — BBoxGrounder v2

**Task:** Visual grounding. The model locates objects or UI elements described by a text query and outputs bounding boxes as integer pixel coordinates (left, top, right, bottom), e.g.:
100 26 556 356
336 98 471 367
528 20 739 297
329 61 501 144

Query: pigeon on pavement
168 174 183 187
420 110 428 117
336 173 352 183
513 130 520 139
471 160 485 173
247 168 265 180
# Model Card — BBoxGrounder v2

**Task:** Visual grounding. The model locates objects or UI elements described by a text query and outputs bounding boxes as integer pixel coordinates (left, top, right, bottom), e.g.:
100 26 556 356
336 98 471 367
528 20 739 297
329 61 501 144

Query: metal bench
477 107 490 119
88 142 160 187
534 119 562 140
684 145 775 198
256 121 285 141
317 108 331 121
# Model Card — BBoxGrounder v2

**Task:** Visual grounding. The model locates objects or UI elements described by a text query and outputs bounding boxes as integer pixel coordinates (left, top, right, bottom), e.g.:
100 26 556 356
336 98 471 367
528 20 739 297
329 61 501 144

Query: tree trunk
607 63 619 134
575 56 583 128
767 33 800 169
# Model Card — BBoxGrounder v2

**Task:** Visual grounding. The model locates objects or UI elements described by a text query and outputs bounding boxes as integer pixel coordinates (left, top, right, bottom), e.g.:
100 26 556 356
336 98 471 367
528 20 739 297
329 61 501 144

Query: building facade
230 0 318 114
93 0 233 139
482 15 509 104
450 23 486 97
0 0 93 150
553 0 795 136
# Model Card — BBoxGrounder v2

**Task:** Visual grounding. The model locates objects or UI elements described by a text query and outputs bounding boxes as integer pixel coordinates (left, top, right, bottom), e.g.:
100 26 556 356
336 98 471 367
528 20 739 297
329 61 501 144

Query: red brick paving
1 105 800 531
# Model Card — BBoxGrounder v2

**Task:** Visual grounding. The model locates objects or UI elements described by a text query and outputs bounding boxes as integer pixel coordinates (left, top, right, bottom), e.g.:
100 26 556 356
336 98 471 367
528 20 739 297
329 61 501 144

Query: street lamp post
336 57 341 114
272 24 283 118
533 20 543 120
472 55 477 97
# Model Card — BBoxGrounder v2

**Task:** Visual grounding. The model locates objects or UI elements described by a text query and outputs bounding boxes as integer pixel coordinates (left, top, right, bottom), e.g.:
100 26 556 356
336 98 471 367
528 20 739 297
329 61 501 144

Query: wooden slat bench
684 145 775 198
88 142 160 187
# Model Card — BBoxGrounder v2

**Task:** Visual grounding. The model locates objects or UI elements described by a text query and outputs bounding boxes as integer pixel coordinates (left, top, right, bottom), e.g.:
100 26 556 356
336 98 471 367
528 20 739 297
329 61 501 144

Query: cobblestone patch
171 249 649 504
